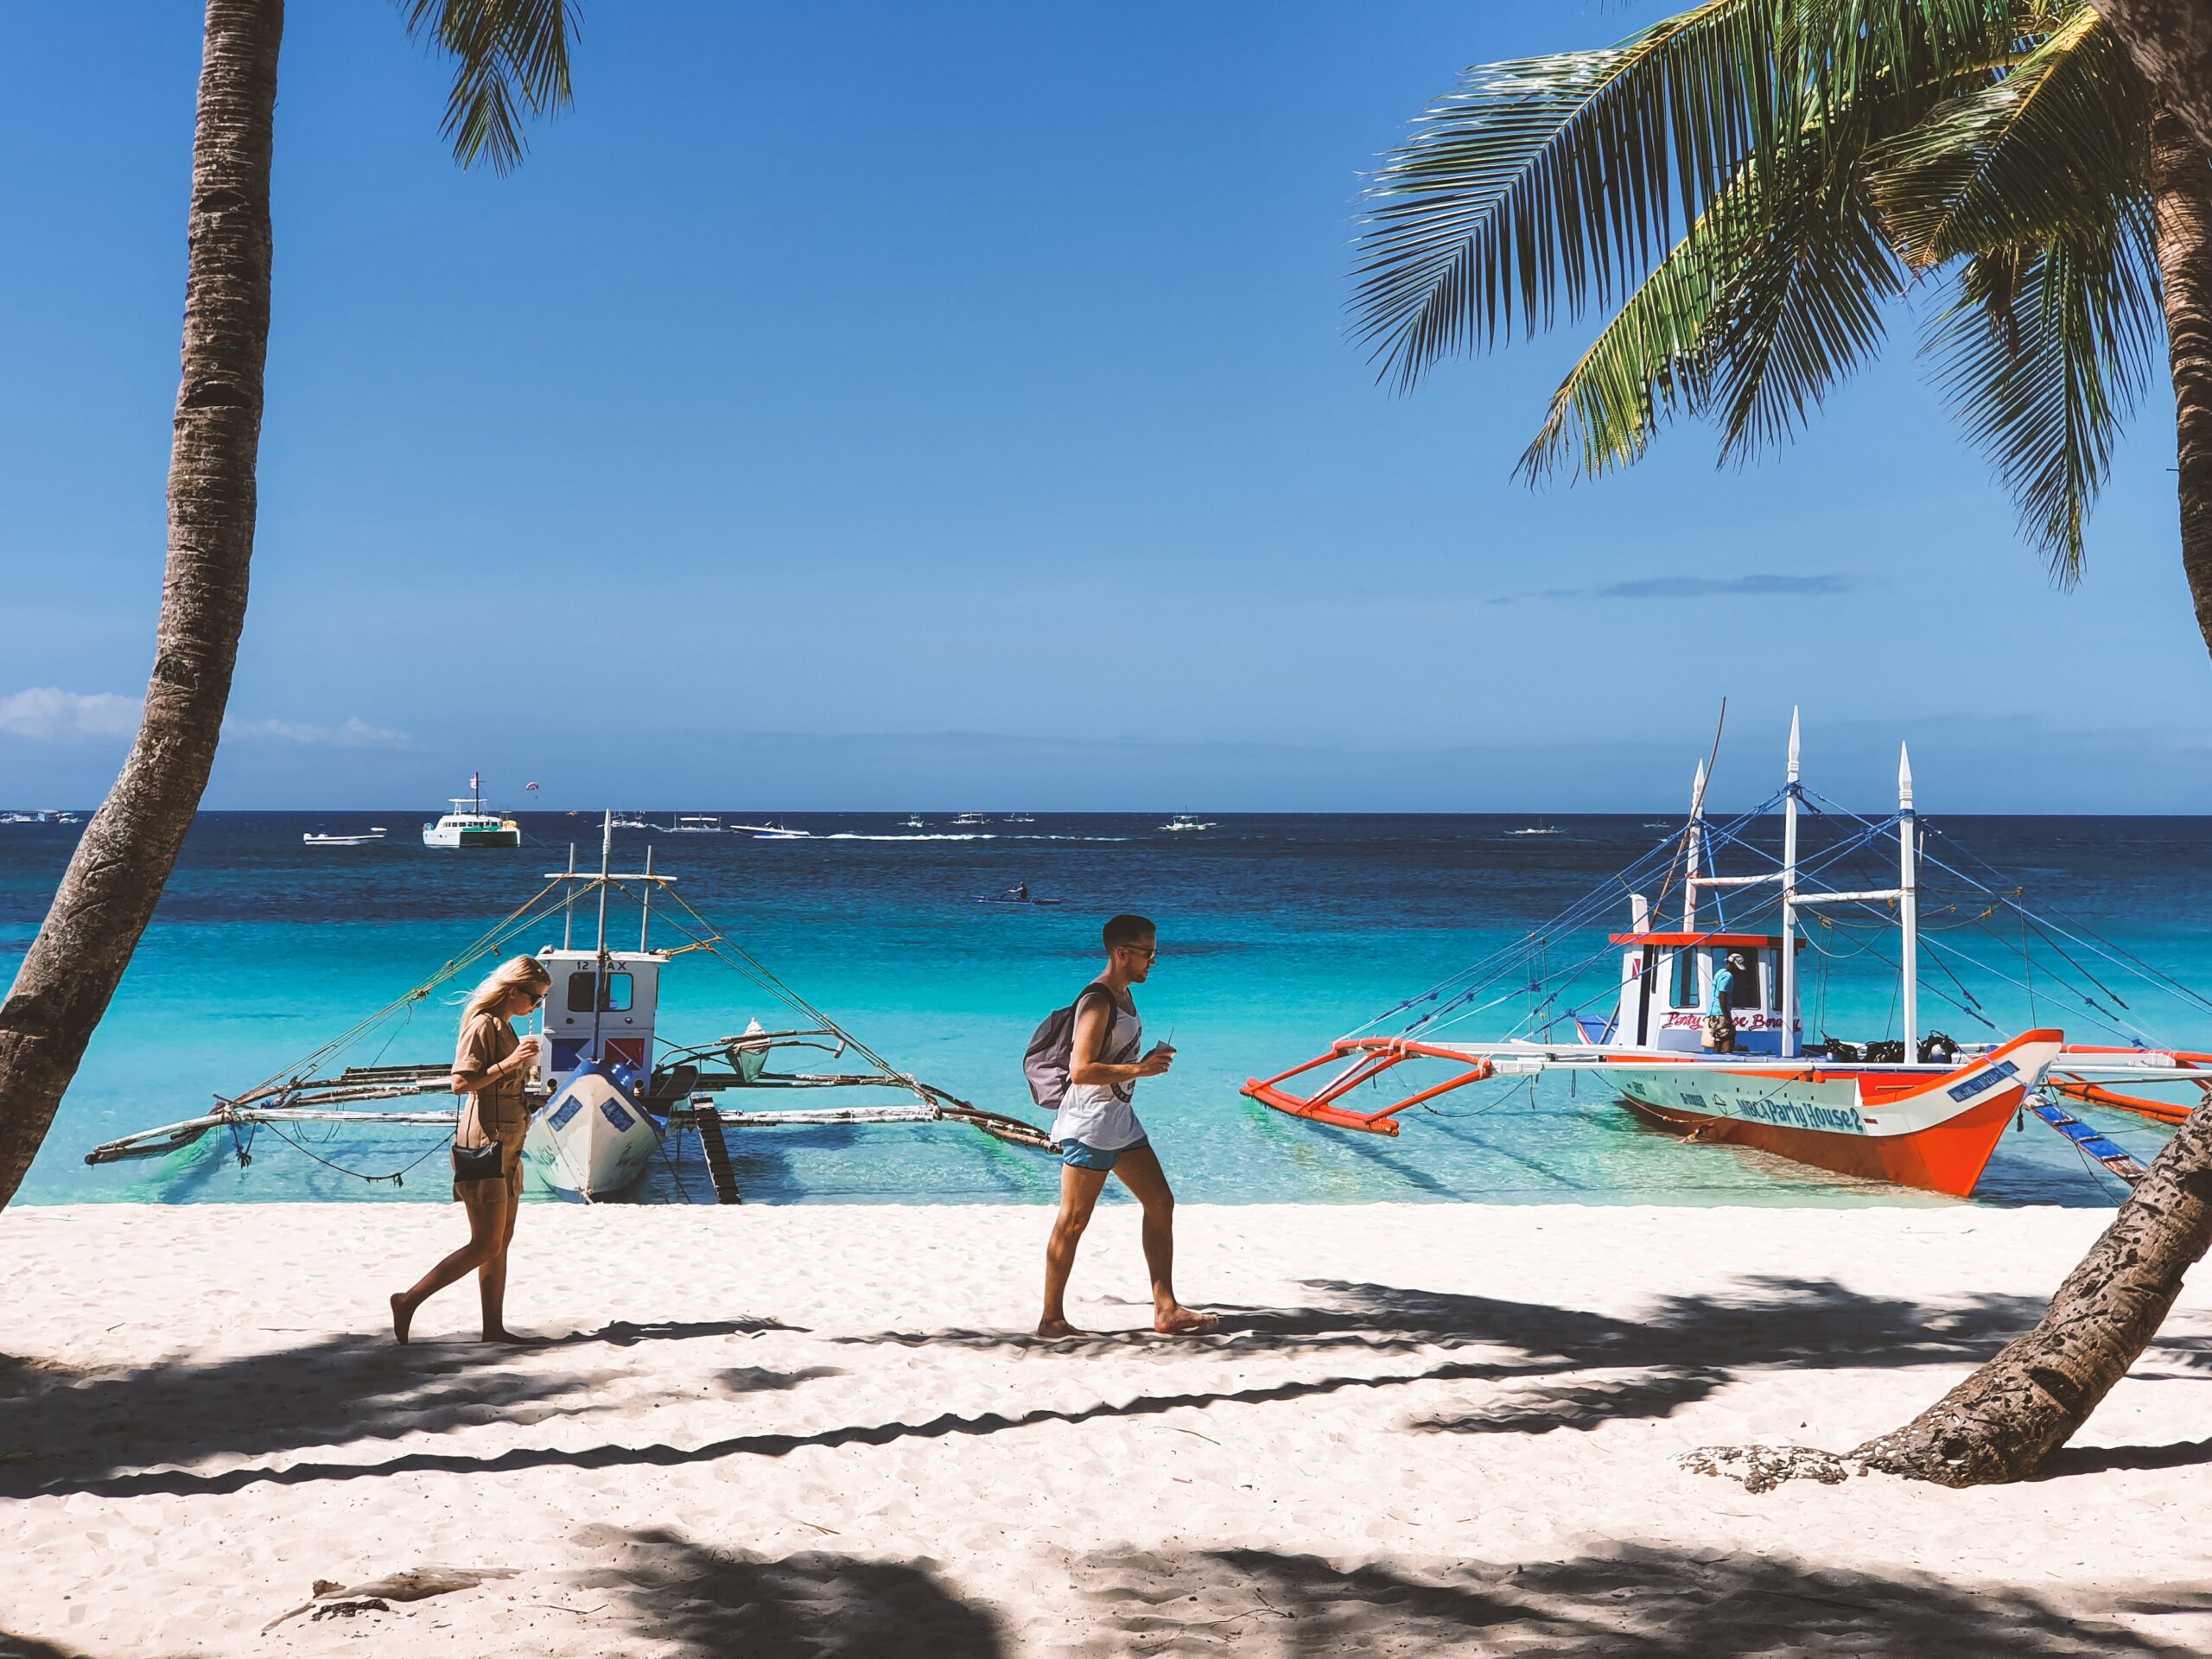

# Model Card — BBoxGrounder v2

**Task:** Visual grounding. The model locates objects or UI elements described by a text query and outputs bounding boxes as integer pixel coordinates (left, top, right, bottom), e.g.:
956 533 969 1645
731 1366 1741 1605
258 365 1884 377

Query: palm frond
1520 120 1905 480
1872 5 2146 264
398 0 579 174
1701 137 1904 461
1351 0 1779 391
1923 204 2160 581
1351 0 2027 393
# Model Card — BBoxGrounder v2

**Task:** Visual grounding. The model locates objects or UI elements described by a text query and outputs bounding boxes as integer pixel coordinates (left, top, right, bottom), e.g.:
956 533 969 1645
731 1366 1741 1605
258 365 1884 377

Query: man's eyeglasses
1119 944 1160 961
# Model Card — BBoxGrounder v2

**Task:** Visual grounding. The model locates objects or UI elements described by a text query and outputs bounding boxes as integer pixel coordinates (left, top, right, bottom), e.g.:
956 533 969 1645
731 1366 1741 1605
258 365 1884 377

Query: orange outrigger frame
1243 1037 1498 1136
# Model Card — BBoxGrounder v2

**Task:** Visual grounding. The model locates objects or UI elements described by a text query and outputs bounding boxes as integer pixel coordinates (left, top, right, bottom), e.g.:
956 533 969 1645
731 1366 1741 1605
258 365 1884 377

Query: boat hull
1604 1030 2063 1197
524 1069 661 1198
423 826 522 849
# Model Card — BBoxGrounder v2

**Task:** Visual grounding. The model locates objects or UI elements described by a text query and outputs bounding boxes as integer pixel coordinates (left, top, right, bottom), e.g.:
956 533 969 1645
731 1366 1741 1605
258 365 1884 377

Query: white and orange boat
1246 713 2200 1198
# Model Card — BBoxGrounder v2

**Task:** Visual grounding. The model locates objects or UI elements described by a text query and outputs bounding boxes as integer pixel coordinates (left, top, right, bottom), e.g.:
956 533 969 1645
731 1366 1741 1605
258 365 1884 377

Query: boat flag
469 772 479 790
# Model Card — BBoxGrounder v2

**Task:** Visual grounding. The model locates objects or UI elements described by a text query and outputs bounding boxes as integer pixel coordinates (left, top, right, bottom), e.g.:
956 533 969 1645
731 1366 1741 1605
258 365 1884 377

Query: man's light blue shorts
1059 1136 1150 1172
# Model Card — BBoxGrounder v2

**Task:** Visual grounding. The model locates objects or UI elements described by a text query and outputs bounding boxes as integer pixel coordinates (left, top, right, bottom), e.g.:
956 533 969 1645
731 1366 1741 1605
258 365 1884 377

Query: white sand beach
4 1201 2210 1656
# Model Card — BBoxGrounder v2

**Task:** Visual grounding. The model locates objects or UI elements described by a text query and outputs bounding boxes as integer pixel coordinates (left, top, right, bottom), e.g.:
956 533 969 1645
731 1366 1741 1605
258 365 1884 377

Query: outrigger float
87 816 1052 1201
1246 713 2211 1198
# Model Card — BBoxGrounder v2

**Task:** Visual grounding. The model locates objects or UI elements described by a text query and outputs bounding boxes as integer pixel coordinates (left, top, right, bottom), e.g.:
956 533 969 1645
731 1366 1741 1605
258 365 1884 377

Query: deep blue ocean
4 810 2204 1209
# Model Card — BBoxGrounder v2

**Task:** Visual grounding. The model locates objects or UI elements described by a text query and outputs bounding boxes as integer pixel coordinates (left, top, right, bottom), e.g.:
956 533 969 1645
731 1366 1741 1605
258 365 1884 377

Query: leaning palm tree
1349 0 2212 1484
0 0 576 1208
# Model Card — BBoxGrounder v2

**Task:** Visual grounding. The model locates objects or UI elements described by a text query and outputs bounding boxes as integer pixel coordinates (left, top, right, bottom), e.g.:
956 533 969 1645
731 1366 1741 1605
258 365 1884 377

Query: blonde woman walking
391 955 551 1344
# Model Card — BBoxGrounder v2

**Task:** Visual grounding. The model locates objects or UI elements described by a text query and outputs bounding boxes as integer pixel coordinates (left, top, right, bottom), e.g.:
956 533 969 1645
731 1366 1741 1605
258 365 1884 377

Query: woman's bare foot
1035 1317 1087 1339
481 1328 549 1345
391 1293 415 1345
1154 1305 1217 1335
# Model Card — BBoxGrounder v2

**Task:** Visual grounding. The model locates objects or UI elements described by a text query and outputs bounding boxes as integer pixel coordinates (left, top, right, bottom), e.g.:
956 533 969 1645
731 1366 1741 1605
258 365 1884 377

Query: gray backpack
1024 982 1133 1114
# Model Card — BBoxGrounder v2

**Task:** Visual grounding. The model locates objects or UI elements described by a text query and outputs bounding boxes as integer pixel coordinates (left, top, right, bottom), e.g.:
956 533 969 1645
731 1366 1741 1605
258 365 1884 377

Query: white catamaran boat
86 816 1052 1202
1246 712 2204 1199
422 775 521 849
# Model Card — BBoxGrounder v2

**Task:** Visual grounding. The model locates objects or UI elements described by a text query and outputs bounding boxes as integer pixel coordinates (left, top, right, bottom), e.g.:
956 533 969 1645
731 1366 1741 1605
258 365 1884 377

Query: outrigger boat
87 816 1051 1201
1246 713 2212 1198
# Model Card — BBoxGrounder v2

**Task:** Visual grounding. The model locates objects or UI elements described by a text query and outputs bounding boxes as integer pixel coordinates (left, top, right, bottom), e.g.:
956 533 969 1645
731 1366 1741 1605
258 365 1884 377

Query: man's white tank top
1051 987 1146 1151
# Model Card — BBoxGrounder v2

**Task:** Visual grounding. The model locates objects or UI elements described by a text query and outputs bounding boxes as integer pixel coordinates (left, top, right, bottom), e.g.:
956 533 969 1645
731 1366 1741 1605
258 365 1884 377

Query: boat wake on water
1244 710 2211 1200
85 814 1056 1204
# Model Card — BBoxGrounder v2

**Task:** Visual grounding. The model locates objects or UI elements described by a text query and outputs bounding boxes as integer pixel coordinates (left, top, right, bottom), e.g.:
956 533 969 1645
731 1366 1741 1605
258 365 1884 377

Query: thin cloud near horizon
1488 573 1862 605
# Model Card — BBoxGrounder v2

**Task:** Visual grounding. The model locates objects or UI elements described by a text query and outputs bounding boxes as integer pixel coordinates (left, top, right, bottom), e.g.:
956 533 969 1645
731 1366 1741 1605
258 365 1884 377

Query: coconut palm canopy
1352 0 2158 582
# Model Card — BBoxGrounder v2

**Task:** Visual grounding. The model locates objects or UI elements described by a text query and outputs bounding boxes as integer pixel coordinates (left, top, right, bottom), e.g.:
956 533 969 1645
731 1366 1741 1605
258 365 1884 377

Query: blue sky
2 2 2207 813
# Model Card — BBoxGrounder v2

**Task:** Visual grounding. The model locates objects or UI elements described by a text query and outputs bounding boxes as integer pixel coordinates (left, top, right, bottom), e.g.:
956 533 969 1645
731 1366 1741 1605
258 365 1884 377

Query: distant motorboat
1159 814 1215 832
1510 824 1562 836
661 816 723 833
611 813 651 830
734 821 811 840
950 811 988 826
901 815 926 830
303 829 386 847
1003 812 1036 823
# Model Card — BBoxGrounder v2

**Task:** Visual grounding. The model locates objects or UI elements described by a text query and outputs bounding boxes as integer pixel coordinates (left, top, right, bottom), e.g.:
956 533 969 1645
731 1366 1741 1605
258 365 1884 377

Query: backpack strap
1076 981 1135 1065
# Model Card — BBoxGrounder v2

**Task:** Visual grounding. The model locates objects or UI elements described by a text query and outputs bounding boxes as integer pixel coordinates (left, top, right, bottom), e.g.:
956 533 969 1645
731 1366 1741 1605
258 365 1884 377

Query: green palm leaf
1923 212 2159 580
1520 121 1905 480
1872 5 2146 264
1351 0 1778 391
399 0 579 175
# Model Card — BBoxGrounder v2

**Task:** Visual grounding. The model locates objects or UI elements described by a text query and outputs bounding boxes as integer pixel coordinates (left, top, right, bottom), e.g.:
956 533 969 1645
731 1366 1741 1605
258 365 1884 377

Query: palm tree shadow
2038 1436 2212 1478
569 1526 1006 1656
1076 1543 2210 1656
0 1316 793 1500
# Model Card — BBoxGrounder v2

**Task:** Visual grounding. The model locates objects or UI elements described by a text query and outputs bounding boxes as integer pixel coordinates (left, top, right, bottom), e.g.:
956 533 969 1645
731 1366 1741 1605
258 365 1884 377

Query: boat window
1710 946 1764 1009
565 970 633 1013
1669 949 1700 1008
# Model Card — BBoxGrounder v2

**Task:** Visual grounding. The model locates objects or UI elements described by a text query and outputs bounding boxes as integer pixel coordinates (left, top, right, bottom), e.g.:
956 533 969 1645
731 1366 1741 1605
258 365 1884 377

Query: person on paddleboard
1035 913 1215 1338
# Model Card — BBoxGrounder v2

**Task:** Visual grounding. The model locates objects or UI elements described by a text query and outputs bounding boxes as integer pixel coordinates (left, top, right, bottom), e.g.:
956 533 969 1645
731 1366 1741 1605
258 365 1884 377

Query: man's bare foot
391 1293 414 1345
1154 1305 1217 1335
1035 1317 1087 1339
481 1328 548 1345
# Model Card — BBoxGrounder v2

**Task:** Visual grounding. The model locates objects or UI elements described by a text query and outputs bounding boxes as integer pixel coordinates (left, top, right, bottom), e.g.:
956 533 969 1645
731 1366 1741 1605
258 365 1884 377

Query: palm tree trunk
2093 3 2212 157
1846 115 2212 1485
2150 110 2212 663
0 0 282 1207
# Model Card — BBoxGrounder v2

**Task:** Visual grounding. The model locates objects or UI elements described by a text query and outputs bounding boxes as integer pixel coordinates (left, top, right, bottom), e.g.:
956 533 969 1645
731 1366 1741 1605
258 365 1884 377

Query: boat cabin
534 948 666 1096
1605 907 1803 1055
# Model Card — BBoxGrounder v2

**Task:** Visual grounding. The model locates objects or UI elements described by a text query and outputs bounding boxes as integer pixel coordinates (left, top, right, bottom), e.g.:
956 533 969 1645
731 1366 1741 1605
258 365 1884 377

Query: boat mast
639 842 654 951
591 810 613 1061
1681 759 1707 931
561 842 577 950
1780 709 1800 1059
1898 744 1918 1054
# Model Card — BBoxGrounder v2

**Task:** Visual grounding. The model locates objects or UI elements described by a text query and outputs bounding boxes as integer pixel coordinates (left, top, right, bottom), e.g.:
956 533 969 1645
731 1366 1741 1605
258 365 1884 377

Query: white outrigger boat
1247 713 2210 1198
87 816 1051 1201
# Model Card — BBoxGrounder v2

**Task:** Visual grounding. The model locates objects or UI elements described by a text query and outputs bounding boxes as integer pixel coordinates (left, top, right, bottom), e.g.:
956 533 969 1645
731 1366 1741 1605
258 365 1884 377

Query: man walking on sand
1039 913 1216 1338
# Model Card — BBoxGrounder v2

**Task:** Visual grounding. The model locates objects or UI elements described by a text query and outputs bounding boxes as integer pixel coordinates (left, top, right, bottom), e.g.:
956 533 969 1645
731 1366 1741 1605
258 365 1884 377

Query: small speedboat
901 815 926 830
950 811 988 826
1159 814 1215 832
303 829 386 846
734 821 811 840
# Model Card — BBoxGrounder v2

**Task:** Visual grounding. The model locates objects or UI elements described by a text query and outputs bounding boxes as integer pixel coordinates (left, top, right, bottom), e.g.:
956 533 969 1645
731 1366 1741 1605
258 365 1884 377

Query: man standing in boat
1037 913 1216 1338
1708 950 1746 1054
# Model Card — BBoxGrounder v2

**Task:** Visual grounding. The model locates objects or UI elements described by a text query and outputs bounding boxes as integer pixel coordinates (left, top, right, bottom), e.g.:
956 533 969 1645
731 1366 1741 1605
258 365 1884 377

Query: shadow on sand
571 1526 1006 1656
1071 1543 2212 1656
0 1317 789 1501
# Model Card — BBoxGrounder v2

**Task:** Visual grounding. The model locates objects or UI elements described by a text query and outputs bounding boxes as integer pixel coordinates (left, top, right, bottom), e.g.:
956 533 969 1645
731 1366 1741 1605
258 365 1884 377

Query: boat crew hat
1726 950 1749 967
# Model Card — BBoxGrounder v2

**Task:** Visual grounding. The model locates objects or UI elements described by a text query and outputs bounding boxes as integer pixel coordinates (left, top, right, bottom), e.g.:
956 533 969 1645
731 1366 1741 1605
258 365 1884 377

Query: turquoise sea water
5 811 2204 1209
